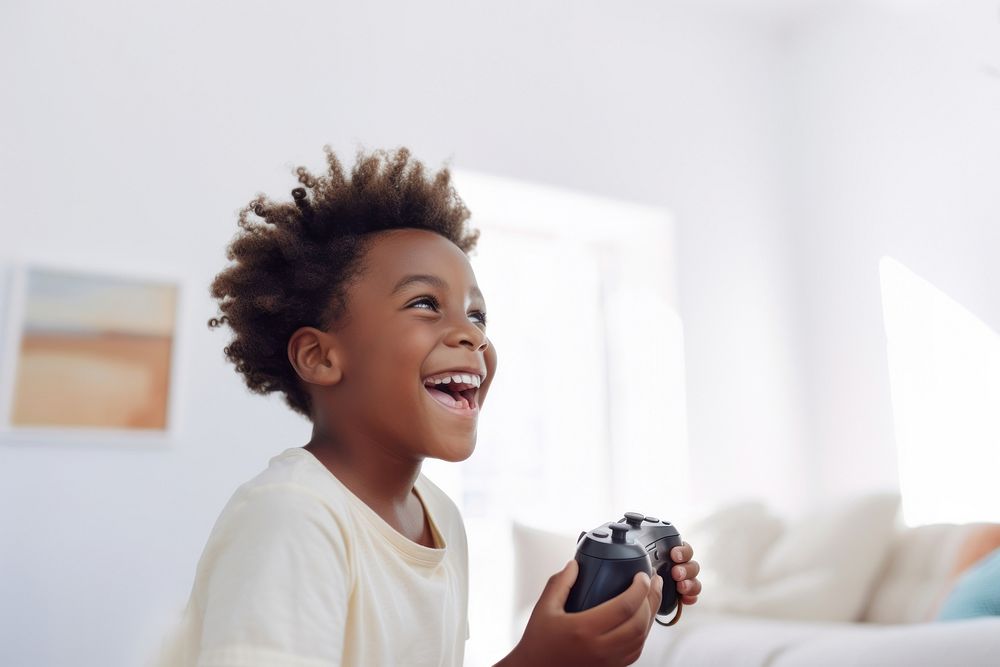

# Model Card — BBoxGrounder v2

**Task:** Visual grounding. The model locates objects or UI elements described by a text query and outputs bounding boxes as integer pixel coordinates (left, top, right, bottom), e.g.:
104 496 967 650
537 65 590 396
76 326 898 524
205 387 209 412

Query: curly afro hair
207 146 480 419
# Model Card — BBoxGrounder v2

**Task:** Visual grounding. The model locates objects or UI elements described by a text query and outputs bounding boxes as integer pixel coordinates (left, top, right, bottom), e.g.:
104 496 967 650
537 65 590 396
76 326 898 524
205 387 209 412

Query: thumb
539 559 579 611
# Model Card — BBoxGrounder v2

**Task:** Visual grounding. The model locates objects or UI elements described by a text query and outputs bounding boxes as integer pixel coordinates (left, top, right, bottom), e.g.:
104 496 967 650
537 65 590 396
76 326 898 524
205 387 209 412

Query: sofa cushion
682 500 784 598
636 608 849 667
689 493 901 622
949 524 1000 578
769 617 1000 667
861 522 990 623
510 520 579 624
937 546 1000 621
636 609 1000 667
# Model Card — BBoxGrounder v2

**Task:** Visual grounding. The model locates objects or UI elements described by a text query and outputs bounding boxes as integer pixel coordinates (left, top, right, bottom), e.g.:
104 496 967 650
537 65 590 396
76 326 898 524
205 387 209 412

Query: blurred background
2 0 999 665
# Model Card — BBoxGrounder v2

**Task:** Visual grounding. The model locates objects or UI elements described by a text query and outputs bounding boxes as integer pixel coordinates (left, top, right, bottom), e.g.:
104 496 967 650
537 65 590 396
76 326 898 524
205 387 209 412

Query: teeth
427 373 482 387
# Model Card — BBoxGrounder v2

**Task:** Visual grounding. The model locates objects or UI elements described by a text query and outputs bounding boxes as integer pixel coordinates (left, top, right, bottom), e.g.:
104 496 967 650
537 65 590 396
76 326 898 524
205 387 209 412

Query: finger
597 575 657 646
623 646 644 666
671 559 700 581
677 577 702 598
646 574 664 632
681 594 700 605
579 571 651 633
540 560 579 612
670 541 694 564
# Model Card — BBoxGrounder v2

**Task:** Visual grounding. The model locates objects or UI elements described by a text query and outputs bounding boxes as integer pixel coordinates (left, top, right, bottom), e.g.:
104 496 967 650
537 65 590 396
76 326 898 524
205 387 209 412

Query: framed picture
0 259 185 446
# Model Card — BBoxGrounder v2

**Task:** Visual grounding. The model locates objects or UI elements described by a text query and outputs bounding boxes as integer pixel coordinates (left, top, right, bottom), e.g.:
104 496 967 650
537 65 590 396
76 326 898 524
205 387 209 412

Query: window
880 256 1000 526
421 171 689 664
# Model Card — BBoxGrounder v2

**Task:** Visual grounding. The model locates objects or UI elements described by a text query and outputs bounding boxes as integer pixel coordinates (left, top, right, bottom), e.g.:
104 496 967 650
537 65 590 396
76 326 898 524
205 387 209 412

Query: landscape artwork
7 267 178 431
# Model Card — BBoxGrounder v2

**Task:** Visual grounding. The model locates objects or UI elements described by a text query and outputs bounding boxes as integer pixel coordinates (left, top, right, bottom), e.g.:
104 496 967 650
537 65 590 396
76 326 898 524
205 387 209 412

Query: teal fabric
937 546 1000 621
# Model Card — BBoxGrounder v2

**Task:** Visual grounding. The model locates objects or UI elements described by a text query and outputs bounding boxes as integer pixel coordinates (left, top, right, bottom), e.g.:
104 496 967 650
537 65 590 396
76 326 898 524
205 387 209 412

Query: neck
303 422 423 514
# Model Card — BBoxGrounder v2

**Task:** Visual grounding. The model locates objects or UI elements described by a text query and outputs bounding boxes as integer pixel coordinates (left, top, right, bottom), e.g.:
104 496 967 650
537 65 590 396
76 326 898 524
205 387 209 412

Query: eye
408 296 440 311
469 310 487 326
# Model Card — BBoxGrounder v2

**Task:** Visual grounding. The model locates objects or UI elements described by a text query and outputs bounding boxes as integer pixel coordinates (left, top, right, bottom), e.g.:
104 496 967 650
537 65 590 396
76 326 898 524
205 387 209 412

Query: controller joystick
565 512 684 626
608 523 630 543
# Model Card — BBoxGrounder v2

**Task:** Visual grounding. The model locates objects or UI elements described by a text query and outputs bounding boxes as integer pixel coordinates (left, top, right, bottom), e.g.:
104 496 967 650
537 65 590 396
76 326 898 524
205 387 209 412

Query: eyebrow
391 273 484 301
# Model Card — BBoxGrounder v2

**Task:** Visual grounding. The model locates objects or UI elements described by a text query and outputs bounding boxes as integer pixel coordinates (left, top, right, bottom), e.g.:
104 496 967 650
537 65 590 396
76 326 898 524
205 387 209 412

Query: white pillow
682 500 785 609
862 522 985 623
688 493 901 622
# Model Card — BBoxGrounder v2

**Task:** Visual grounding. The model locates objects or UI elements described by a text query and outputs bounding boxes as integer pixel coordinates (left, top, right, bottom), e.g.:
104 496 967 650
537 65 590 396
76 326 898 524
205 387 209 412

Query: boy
155 147 701 666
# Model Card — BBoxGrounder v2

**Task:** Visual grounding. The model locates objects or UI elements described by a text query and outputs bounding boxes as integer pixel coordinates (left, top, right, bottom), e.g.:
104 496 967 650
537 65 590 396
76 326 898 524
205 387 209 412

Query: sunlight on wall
880 256 1000 527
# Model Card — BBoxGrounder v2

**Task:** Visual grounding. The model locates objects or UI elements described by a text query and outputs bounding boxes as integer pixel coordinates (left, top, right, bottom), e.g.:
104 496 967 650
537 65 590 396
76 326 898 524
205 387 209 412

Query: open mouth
422 371 482 414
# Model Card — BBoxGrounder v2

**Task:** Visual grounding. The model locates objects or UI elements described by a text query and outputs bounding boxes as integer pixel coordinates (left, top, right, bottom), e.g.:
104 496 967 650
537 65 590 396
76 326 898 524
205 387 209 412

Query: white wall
0 1 833 665
781 0 1000 504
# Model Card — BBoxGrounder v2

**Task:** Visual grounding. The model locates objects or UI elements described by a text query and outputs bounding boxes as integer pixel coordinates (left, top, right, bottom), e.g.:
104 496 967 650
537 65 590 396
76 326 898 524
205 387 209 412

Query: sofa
510 493 1000 666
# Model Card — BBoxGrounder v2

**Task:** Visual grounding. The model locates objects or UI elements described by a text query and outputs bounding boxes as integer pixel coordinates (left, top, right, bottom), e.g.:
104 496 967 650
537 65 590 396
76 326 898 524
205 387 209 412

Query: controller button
592 530 609 539
624 512 645 527
645 516 660 523
609 523 630 543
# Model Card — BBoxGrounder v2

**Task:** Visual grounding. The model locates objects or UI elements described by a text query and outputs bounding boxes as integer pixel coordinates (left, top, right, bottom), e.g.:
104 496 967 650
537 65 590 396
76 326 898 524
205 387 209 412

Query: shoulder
241 447 348 498
202 449 357 569
186 452 357 664
225 447 353 523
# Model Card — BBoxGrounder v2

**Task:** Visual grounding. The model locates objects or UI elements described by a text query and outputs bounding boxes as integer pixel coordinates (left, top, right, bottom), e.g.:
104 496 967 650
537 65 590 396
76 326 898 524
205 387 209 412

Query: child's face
327 228 497 463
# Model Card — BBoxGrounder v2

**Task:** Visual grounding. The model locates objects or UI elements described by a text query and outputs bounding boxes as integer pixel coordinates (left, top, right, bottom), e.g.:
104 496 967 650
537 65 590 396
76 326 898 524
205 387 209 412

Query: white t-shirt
151 447 470 667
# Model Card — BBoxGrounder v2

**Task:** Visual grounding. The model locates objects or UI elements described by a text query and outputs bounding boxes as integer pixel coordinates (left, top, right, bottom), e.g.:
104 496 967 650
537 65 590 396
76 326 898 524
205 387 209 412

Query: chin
432 437 477 463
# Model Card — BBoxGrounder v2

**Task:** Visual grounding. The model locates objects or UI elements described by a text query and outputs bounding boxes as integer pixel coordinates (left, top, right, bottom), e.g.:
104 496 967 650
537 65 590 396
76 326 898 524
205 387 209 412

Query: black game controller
565 512 684 625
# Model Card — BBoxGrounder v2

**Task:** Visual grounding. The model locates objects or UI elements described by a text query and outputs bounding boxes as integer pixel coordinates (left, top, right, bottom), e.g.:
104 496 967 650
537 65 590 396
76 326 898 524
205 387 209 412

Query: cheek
486 339 498 371
480 340 499 403
369 328 435 391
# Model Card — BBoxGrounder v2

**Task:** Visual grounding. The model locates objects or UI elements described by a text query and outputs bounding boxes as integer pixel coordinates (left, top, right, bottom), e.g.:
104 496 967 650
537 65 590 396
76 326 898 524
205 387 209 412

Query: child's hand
498 559 663 667
669 542 701 606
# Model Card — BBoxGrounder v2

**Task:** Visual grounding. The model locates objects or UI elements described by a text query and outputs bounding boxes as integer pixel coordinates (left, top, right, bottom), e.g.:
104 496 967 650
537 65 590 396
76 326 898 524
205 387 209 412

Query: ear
287 326 343 387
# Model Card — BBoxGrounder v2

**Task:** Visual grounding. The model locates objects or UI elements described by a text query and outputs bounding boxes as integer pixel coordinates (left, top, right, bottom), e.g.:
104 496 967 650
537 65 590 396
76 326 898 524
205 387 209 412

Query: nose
447 320 488 352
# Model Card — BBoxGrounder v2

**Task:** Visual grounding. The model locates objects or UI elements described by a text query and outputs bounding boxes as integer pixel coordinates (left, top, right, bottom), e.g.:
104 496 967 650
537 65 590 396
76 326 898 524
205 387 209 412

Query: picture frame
0 256 188 447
